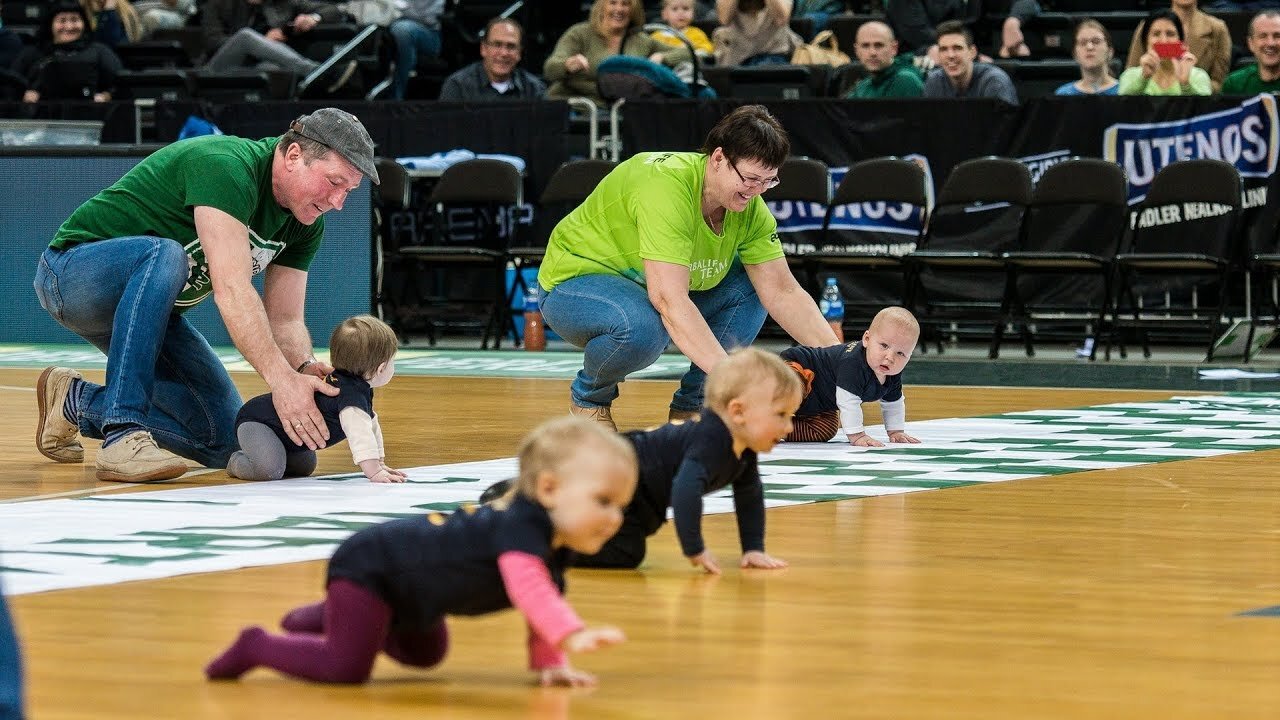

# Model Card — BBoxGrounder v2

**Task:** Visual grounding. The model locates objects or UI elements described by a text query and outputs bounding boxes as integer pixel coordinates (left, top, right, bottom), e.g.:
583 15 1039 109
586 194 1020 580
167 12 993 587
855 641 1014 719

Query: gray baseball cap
288 108 380 185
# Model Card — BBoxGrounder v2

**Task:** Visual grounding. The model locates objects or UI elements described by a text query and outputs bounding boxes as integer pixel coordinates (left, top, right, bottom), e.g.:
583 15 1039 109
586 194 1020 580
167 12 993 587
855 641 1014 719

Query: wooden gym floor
3 368 1280 719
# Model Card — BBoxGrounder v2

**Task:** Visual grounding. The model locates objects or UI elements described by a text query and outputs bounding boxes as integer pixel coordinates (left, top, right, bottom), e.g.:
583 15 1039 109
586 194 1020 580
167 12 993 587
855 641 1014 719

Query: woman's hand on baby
887 430 920 444
740 550 788 570
689 550 722 574
562 626 626 654
539 665 598 687
848 433 883 448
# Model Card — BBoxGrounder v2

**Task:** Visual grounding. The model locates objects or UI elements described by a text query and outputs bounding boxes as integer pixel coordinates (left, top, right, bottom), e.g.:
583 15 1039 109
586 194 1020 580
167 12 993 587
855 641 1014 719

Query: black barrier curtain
203 100 573 199
618 97 1280 319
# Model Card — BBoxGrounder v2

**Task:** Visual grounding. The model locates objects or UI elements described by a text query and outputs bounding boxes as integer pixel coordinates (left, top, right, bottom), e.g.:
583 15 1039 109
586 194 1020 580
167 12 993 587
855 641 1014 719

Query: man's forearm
215 281 294 386
271 318 315 370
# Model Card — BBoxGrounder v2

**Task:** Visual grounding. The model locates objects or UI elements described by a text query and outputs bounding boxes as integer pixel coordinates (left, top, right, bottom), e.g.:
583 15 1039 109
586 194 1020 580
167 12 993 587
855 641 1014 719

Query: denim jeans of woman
34 237 240 468
541 261 767 413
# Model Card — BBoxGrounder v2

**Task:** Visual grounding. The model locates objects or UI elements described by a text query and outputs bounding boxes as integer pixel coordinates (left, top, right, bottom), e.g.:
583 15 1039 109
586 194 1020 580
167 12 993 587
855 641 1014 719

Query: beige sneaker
668 408 701 424
36 366 84 462
569 402 617 432
95 431 188 483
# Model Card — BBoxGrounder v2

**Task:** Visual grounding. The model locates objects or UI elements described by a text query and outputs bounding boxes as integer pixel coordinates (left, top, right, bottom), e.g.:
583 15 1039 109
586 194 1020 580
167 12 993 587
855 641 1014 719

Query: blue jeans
541 262 767 412
34 238 241 468
0 584 21 720
389 18 441 100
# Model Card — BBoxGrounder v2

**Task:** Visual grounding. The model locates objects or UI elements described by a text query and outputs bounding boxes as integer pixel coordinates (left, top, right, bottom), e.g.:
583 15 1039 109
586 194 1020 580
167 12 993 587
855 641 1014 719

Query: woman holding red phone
1119 9 1212 95
1124 0 1230 91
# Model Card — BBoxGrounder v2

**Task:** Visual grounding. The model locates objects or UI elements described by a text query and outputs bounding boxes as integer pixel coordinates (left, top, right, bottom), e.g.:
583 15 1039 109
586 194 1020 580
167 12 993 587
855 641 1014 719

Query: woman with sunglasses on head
1056 19 1118 95
537 104 839 431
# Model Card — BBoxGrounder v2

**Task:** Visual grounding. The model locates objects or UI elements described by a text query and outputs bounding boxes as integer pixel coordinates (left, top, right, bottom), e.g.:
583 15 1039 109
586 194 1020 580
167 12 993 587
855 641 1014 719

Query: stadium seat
762 156 833 296
995 157 1128 359
506 158 617 313
906 156 1032 355
1105 159 1242 361
807 157 926 332
397 159 524 349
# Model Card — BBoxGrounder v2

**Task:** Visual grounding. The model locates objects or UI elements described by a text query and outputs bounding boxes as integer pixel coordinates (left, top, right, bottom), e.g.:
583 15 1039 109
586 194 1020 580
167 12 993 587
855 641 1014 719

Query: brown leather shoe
668 408 701 424
36 366 84 462
569 402 617 432
95 431 188 483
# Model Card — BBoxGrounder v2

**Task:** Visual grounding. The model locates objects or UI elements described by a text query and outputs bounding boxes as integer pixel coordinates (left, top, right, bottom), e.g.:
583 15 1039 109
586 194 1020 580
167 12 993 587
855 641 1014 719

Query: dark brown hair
699 104 790 169
329 315 398 378
935 19 974 47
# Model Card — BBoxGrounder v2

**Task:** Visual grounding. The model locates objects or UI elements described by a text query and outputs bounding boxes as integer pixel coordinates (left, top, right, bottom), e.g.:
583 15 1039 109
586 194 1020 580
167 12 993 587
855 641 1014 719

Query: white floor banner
4 394 1280 595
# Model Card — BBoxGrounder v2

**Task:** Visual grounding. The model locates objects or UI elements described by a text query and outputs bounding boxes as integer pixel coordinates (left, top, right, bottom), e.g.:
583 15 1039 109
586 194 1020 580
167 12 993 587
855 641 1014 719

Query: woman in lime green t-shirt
537 105 839 429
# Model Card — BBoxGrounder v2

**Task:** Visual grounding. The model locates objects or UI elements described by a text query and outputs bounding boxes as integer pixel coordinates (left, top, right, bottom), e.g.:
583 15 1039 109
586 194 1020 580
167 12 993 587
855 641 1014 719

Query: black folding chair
906 156 1031 355
996 158 1128 359
507 158 616 302
806 157 927 336
761 156 831 293
398 159 524 349
1105 159 1242 361
1245 212 1280 361
370 157 412 340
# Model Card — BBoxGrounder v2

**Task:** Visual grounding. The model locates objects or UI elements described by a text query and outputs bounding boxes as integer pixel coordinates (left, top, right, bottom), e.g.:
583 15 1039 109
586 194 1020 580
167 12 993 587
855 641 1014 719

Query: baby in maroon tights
205 415 638 687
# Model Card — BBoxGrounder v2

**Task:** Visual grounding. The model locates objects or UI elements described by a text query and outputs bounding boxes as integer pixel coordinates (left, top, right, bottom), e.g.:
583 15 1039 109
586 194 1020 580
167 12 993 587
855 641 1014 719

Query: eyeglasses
729 160 780 189
1075 37 1106 47
484 40 521 52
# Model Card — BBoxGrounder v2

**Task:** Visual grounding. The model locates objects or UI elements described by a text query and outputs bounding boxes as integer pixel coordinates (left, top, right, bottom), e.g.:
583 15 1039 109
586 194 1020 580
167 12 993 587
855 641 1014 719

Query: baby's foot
205 626 267 679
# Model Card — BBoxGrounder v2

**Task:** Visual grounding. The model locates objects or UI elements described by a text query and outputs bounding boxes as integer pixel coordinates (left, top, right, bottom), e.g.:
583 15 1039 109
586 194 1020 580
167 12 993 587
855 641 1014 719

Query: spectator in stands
997 0 1042 58
845 20 924 98
132 0 197 36
793 0 845 36
923 20 1018 102
883 0 971 62
545 0 690 105
1119 9 1212 95
1056 18 1118 95
12 0 122 102
202 0 356 93
388 0 443 100
438 17 546 100
713 0 800 67
1126 0 1230 92
81 0 144 46
651 0 714 57
0 3 24 72
1221 10 1280 93
646 0 717 22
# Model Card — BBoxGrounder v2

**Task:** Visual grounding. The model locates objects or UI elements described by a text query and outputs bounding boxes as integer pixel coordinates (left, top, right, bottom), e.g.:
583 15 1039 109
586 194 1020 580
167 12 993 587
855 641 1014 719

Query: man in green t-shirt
33 108 380 483
1222 11 1280 95
846 21 924 99
538 105 839 430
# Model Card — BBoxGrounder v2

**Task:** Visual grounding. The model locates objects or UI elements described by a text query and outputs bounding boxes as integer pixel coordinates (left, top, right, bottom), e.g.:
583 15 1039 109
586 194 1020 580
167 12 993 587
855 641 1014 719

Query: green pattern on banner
4 394 1280 595
0 344 691 379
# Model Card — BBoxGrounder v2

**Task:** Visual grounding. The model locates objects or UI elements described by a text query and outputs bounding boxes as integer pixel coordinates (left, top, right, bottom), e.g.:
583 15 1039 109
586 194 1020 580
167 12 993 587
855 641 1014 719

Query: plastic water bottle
819 277 845 343
522 284 546 352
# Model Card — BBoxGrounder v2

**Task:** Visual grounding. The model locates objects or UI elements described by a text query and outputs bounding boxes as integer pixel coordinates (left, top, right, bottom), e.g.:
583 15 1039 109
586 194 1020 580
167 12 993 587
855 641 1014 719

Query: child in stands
650 0 714 56
206 415 638 687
